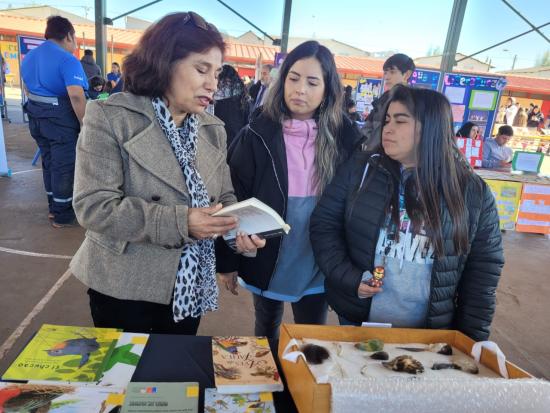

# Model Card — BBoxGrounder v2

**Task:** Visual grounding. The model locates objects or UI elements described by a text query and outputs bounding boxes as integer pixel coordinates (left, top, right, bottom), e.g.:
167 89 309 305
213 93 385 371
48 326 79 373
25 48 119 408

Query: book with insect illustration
212 336 283 394
2 324 120 382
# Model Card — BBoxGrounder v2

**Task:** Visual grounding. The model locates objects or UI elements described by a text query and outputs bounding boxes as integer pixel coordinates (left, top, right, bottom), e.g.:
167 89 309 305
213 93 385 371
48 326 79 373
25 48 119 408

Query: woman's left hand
235 232 266 255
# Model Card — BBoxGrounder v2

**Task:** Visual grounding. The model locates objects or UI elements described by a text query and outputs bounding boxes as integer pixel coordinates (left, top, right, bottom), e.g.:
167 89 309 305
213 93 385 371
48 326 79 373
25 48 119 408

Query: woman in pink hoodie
217 41 363 339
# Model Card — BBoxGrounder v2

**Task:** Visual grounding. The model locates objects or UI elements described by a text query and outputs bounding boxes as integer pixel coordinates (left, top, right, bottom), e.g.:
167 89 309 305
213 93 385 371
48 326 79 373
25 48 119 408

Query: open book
213 198 291 248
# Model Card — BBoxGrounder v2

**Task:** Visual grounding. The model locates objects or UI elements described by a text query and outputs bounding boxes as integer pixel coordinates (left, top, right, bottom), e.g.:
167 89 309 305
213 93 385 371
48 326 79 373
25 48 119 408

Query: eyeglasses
182 11 216 32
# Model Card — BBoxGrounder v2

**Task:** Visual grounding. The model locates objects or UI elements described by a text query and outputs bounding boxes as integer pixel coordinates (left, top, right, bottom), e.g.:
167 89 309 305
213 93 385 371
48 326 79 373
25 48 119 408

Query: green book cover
2 324 120 382
121 382 199 413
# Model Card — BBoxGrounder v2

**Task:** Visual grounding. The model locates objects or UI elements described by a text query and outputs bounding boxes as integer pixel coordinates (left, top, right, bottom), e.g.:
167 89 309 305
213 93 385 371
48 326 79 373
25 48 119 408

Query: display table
131 334 297 412
476 169 550 234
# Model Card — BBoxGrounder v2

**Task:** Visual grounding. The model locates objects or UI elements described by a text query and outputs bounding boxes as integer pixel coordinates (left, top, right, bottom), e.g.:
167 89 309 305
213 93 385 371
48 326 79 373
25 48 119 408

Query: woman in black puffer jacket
310 85 504 341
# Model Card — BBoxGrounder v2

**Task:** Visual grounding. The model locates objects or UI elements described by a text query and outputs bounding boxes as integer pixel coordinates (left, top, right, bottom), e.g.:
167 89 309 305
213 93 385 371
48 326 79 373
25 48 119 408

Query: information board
408 68 440 90
442 73 506 140
355 77 382 115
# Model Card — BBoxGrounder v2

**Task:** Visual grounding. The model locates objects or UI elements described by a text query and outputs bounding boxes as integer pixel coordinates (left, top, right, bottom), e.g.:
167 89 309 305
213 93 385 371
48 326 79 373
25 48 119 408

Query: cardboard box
278 324 532 413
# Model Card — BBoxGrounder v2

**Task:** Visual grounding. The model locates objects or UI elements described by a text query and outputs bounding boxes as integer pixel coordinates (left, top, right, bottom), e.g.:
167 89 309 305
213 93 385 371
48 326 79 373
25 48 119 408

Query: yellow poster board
485 179 523 230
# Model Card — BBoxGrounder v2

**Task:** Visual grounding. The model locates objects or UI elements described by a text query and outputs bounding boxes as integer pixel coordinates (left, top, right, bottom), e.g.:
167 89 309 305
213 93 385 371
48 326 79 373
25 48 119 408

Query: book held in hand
212 336 284 394
212 198 291 248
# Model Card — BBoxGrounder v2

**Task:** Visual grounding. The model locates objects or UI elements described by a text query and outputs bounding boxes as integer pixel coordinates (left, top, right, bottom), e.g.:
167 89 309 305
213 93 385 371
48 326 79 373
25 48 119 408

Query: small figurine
363 266 385 288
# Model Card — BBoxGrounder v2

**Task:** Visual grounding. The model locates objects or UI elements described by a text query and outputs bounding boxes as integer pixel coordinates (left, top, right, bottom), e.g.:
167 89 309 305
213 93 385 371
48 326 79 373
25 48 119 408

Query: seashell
428 342 453 355
452 357 479 374
360 365 369 376
300 343 330 365
335 343 343 357
382 355 424 374
354 339 384 352
370 351 389 360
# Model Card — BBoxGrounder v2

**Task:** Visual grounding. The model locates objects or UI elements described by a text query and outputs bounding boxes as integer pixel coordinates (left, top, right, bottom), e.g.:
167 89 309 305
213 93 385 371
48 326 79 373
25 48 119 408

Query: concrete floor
1 91 549 380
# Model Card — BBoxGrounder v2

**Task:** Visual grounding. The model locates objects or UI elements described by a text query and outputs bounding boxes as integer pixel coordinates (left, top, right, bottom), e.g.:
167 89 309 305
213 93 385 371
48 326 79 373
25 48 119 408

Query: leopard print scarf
152 97 218 320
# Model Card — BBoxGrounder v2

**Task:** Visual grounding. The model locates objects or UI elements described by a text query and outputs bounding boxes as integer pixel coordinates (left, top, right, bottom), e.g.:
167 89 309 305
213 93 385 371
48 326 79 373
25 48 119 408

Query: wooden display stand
278 324 532 413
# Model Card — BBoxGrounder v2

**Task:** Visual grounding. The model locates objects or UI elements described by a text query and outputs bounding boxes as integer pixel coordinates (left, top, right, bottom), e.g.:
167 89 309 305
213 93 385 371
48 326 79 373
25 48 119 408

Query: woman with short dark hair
70 12 265 334
310 85 504 341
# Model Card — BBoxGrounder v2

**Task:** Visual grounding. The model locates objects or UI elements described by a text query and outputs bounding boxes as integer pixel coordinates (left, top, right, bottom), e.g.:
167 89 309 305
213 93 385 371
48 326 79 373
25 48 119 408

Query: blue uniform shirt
21 40 88 97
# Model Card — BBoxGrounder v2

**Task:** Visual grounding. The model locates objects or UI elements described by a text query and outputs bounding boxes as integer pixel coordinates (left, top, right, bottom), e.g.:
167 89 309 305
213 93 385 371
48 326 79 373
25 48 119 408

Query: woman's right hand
187 204 237 240
358 282 383 299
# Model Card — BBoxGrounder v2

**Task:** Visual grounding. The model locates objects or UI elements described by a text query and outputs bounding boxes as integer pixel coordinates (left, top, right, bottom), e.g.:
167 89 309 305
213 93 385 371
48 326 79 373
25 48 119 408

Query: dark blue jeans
26 99 80 224
252 293 328 339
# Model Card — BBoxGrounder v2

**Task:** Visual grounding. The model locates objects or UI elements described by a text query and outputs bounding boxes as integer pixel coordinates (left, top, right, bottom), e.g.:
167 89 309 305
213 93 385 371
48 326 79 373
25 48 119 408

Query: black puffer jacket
216 110 364 290
310 152 504 341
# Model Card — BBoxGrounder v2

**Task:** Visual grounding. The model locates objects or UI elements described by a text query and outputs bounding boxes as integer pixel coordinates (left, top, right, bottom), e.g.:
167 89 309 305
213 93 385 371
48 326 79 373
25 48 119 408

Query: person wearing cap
21 15 88 227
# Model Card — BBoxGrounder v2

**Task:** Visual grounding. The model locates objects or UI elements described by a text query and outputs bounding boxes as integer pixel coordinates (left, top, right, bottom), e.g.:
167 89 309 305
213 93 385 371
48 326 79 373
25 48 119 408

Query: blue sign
442 73 506 140
274 52 287 68
408 69 440 90
17 35 45 61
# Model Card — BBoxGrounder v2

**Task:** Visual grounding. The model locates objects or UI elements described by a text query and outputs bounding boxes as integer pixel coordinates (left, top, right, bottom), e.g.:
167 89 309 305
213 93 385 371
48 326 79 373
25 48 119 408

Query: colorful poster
443 73 506 141
408 69 440 90
485 180 523 230
355 77 382 114
516 184 550 234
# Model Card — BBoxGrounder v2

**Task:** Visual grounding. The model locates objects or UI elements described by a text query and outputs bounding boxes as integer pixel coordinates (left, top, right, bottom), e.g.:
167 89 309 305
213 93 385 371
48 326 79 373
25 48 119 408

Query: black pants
252 293 328 339
88 289 201 335
26 99 80 224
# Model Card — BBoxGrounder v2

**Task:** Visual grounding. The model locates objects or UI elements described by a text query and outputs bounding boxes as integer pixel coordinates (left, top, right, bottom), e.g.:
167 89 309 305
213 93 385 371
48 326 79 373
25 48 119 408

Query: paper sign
512 151 544 173
451 104 466 123
516 184 550 234
445 86 466 104
485 180 523 230
469 90 497 110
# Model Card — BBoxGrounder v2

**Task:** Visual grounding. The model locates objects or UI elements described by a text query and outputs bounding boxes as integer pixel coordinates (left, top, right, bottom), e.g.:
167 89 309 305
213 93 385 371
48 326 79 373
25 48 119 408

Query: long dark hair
263 40 344 194
123 12 225 98
381 84 474 257
215 64 249 110
456 121 477 138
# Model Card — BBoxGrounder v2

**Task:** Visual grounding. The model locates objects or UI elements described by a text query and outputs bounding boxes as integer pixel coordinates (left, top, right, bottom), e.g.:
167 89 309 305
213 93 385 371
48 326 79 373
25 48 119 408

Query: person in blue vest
21 15 88 228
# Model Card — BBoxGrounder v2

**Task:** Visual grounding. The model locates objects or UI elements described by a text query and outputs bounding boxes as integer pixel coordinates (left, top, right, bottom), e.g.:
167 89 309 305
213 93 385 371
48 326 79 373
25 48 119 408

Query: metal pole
437 0 468 91
95 0 107 75
512 54 517 70
457 21 550 62
280 0 292 53
107 0 163 23
110 34 114 68
501 0 550 43
214 0 276 42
